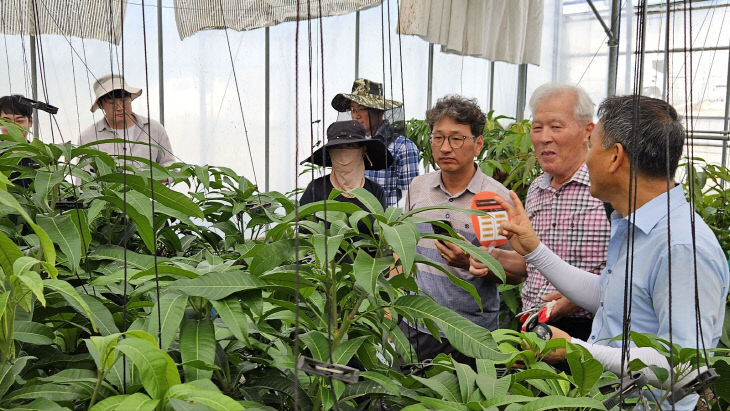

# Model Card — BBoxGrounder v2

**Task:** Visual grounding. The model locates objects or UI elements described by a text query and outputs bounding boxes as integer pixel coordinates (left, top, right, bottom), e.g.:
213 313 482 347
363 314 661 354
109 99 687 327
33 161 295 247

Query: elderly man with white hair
470 84 610 340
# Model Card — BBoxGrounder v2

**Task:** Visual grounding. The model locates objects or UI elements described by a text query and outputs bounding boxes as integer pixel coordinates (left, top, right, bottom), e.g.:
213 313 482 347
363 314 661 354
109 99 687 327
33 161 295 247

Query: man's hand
541 291 580 321
435 234 470 269
494 191 541 256
535 325 572 363
469 244 497 278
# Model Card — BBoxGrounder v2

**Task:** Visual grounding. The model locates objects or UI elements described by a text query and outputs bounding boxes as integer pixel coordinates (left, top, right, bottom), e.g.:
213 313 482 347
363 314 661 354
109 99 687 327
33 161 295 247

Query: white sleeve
571 338 705 390
523 243 602 313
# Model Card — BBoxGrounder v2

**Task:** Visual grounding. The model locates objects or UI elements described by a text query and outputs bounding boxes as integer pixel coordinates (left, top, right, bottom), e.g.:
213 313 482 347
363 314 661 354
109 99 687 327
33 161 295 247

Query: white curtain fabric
397 0 543 65
0 0 126 44
174 0 382 40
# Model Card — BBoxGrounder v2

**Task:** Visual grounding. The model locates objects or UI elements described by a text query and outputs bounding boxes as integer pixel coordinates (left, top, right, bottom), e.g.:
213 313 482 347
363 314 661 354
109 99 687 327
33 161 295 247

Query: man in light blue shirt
490 95 729 410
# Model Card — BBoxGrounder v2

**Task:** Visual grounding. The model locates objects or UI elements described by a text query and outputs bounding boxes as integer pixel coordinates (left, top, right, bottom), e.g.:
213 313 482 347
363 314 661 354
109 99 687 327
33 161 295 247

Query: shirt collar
537 162 591 190
429 164 483 196
617 184 687 235
97 113 146 132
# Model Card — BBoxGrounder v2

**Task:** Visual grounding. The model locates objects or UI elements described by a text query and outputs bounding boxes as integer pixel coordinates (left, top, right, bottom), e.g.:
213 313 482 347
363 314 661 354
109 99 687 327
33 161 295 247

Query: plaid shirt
365 123 420 207
522 163 610 318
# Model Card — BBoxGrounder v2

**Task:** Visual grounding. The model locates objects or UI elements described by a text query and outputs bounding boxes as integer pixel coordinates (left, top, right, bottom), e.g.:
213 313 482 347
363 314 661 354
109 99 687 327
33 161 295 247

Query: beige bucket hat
331 78 403 112
90 74 142 112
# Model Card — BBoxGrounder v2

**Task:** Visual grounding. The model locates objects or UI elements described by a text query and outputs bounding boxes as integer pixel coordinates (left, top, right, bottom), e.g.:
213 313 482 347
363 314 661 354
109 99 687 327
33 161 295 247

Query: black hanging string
618 1 647 406
139 0 163 350
682 0 711 373
663 0 676 404
294 2 302 409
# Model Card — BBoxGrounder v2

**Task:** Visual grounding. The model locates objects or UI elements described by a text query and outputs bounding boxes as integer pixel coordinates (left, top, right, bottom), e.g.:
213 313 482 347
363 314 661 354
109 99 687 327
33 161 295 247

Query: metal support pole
157 0 165 125
427 43 434 109
516 63 527 121
606 0 621 97
30 35 39 138
355 11 360 79
551 1 561 82
722 41 730 170
265 27 270 192
488 61 495 111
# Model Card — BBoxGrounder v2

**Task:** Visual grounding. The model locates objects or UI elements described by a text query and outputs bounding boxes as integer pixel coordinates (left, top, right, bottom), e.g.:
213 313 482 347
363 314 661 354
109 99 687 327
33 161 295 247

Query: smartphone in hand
431 220 453 245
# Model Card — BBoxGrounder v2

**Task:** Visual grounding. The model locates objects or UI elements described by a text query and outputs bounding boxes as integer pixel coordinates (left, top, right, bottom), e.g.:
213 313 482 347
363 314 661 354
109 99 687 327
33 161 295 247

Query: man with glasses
78 74 175 169
332 78 419 207
400 95 520 366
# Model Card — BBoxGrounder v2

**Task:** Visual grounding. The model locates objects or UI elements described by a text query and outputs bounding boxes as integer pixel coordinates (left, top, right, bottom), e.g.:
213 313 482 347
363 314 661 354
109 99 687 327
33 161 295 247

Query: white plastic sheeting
398 0 543 65
174 0 382 39
0 0 126 44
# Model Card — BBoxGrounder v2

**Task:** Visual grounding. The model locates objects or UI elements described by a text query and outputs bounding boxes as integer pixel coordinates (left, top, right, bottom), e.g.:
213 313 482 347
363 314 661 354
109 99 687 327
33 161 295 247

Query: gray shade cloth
397 0 543 65
0 0 127 44
174 0 382 40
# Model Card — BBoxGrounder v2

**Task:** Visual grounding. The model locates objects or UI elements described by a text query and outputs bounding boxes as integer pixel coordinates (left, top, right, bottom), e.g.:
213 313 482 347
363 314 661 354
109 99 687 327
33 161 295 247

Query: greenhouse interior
0 0 729 410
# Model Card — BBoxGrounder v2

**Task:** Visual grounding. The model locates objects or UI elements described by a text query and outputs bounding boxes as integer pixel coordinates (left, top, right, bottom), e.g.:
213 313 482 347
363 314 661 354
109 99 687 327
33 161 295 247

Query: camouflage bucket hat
331 78 403 112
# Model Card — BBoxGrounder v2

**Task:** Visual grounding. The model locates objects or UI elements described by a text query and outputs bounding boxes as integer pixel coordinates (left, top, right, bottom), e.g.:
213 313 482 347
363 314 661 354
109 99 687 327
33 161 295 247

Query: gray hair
597 95 684 179
529 83 595 125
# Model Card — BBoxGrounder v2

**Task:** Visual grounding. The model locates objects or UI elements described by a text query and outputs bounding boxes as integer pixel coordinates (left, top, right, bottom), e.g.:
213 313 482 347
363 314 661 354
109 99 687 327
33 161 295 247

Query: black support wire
140 0 163 350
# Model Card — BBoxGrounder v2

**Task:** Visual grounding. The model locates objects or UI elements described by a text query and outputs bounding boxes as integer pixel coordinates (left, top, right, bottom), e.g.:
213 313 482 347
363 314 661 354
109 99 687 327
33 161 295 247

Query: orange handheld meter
470 191 509 247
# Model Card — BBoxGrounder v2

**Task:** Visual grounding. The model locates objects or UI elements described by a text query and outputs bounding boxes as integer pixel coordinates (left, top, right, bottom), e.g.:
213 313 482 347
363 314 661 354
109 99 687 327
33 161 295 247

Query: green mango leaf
43 279 97 332
102 192 154 253
336 187 384 215
14 321 55 345
80 294 121 336
210 298 249 344
3 383 89 403
66 209 91 257
179 318 216 381
90 393 158 411
13 260 45 306
380 222 417 275
359 371 401 395
36 214 82 273
453 361 477 402
0 190 57 278
311 234 344 268
565 351 603 396
480 394 536 408
333 336 368 365
169 271 268 300
394 295 508 361
475 373 510 398
299 331 331 362
147 293 188 351
88 245 161 269
352 250 391 299
97 173 203 218
411 371 461 403
248 239 296 276
165 381 244 410
116 335 180 400
0 356 33 399
518 395 605 410
167 398 216 411
0 231 22 276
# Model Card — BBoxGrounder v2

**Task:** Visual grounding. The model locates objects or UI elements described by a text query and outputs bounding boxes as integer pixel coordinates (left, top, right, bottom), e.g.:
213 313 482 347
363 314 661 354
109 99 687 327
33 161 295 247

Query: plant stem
88 369 106 408
333 291 366 347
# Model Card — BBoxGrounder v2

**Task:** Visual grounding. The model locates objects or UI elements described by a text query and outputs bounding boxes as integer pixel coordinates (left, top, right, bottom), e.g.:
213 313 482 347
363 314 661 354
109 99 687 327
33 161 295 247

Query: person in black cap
300 120 391 211
0 95 36 188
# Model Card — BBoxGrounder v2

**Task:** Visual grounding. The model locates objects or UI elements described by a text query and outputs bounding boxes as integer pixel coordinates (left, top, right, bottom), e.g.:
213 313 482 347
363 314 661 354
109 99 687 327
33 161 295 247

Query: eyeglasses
348 107 369 115
429 134 476 149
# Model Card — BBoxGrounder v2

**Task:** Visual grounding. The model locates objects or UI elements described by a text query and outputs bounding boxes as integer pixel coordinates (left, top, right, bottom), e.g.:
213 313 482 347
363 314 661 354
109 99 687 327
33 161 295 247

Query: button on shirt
589 184 729 351
404 166 512 332
522 164 610 317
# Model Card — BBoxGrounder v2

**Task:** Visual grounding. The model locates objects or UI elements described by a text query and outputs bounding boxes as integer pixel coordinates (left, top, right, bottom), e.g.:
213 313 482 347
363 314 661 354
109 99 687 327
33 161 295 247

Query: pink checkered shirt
522 163 611 318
